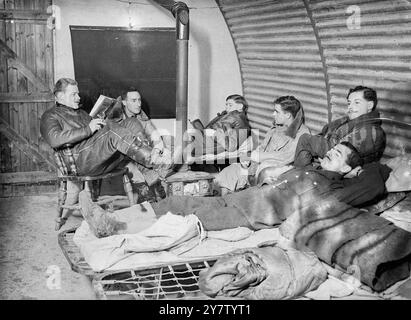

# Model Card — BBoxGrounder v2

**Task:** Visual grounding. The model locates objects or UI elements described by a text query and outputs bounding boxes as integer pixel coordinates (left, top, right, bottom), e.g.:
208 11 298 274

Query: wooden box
164 171 215 197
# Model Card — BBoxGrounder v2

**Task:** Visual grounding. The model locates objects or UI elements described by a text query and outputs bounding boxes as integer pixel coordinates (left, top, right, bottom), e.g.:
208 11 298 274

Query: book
190 119 205 132
89 95 122 119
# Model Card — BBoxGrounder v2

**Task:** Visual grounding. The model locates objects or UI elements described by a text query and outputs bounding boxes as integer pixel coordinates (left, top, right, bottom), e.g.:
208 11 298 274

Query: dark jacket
40 103 93 149
321 110 386 163
223 162 390 229
206 109 250 132
207 110 251 153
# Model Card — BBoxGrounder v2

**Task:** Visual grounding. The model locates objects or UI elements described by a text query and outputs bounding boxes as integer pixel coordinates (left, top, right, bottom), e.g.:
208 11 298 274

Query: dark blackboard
70 26 176 118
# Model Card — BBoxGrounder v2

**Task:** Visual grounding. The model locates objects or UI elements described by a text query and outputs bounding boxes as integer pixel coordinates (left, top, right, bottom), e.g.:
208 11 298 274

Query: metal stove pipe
152 0 189 160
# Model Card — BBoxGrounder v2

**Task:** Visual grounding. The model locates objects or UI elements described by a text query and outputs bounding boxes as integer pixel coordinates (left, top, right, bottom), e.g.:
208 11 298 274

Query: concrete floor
0 193 97 300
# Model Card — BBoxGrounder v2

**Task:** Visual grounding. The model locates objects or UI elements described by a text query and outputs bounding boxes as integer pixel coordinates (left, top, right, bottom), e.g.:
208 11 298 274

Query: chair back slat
54 151 69 175
54 145 78 176
62 148 78 175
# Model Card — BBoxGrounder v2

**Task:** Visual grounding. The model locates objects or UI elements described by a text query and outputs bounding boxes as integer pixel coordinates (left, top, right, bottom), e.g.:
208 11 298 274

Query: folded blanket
280 195 411 292
198 242 327 300
123 213 203 253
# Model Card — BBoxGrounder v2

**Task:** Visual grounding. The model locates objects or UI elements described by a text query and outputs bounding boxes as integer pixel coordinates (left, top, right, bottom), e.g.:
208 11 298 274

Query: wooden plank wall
0 0 56 196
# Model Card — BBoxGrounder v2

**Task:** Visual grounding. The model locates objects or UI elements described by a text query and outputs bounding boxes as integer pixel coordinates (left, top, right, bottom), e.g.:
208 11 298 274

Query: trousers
72 117 147 176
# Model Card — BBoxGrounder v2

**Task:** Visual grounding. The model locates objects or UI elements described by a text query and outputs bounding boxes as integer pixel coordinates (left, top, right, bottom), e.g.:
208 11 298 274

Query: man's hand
151 147 172 166
89 118 106 133
153 141 165 154
250 150 261 163
238 152 251 168
344 165 363 178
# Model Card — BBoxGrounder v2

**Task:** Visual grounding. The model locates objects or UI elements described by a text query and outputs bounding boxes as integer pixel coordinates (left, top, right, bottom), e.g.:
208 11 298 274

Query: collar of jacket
338 109 381 126
313 168 344 181
300 166 343 181
55 102 82 113
326 109 382 136
269 124 287 131
350 109 381 125
227 110 245 116
122 103 149 121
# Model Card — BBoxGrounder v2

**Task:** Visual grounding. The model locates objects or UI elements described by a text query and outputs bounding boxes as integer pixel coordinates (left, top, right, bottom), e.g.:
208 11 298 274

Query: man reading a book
40 78 172 187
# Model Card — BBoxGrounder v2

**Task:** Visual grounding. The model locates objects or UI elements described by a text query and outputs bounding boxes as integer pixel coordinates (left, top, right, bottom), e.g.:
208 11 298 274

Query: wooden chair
54 144 136 231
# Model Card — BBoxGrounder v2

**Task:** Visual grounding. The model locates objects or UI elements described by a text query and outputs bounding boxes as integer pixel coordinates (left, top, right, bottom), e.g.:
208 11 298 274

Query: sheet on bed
73 211 285 272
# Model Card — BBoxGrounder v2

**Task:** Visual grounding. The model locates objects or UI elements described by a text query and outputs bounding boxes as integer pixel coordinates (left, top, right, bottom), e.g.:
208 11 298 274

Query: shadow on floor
0 193 96 300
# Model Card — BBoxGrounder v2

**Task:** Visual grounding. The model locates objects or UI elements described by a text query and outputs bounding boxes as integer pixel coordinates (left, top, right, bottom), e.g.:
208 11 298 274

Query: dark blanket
279 195 411 292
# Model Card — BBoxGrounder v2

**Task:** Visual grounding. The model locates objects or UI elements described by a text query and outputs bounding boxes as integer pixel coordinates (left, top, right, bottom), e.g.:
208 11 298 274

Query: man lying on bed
79 141 389 234
150 141 391 231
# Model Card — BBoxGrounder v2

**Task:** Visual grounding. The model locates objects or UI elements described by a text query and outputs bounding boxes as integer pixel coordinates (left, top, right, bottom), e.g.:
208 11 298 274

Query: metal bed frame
58 227 219 300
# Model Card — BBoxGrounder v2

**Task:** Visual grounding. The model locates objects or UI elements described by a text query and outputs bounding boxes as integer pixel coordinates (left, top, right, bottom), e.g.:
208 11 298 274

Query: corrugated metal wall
217 0 411 157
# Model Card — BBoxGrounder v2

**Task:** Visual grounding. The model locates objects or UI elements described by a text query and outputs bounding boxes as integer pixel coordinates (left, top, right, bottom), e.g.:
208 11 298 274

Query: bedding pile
279 194 411 292
71 188 411 297
198 241 327 300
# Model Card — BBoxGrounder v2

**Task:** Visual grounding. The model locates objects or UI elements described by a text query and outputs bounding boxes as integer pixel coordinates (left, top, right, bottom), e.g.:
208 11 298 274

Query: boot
151 147 175 179
132 182 157 203
78 190 126 238
126 136 153 168
149 180 167 201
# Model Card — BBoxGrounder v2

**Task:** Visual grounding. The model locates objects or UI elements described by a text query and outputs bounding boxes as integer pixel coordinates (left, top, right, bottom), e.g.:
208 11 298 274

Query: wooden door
0 0 57 196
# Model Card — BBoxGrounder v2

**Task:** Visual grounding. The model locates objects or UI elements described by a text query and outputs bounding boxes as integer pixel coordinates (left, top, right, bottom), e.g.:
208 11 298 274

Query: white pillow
382 155 411 192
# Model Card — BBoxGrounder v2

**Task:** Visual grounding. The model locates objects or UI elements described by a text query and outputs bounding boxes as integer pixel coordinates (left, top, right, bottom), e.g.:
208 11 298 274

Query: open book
190 119 205 132
89 95 122 119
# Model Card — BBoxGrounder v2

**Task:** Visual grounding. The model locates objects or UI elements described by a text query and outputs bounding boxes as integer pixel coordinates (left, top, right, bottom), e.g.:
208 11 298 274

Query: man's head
53 78 80 109
225 94 248 113
272 95 303 126
319 141 363 174
346 86 377 120
122 87 142 116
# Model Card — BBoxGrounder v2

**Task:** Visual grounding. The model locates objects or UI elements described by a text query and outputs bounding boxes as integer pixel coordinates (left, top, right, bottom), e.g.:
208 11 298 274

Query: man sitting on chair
40 78 172 195
107 87 171 201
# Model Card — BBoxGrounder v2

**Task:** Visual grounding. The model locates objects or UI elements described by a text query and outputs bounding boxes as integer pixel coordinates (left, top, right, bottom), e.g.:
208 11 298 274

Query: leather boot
126 135 153 168
132 182 157 203
149 180 167 200
151 148 175 179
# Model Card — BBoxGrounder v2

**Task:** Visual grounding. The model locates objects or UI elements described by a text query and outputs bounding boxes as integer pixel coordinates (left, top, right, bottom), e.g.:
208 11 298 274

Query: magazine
89 95 122 119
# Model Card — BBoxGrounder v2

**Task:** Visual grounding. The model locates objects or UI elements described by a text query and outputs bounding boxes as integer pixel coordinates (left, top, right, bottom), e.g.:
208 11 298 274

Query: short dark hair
346 86 378 110
274 95 304 120
226 94 248 113
340 141 363 168
121 87 139 100
53 78 77 96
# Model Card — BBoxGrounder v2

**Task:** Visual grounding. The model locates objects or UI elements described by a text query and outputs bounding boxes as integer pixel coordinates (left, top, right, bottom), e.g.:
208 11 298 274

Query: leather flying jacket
206 110 250 132
40 102 93 149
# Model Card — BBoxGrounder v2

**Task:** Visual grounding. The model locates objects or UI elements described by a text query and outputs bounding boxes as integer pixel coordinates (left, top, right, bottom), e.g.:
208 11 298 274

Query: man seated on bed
81 141 390 236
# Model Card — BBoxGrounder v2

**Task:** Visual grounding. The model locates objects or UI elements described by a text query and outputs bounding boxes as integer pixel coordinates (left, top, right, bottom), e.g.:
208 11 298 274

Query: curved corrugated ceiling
217 0 411 157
